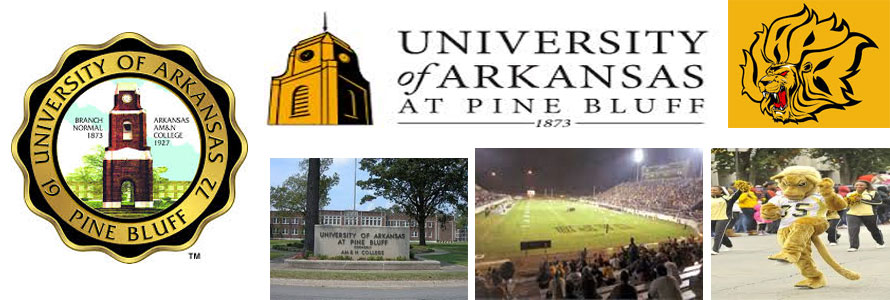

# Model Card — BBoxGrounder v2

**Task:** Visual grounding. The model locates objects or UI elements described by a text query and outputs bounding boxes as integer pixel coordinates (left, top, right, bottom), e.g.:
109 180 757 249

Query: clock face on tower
122 93 133 103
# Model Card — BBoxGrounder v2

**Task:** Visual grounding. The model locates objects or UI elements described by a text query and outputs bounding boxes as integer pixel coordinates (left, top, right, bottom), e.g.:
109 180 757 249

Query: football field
476 199 696 260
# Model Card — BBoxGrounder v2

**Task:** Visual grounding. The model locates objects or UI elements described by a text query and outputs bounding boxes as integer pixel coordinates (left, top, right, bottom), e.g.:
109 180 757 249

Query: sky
270 158 394 210
475 148 702 195
58 78 200 182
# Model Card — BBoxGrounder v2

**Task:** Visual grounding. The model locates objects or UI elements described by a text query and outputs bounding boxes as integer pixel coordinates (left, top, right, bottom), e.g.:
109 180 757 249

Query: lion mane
740 5 877 123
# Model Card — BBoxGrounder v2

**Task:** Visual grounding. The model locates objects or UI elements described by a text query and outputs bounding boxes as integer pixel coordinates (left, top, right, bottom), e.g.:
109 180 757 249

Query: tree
305 158 320 254
66 145 105 198
358 158 468 245
711 148 801 185
270 158 340 212
808 149 890 184
371 205 405 214
453 207 468 229
153 166 170 197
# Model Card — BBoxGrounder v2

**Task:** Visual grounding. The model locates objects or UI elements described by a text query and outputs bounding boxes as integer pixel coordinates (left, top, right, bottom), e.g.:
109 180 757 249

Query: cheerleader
712 186 741 254
846 180 886 251
826 208 842 246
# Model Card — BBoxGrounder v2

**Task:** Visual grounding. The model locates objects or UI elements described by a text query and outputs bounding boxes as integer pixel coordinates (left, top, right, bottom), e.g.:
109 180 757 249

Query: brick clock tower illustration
103 83 153 209
269 15 372 125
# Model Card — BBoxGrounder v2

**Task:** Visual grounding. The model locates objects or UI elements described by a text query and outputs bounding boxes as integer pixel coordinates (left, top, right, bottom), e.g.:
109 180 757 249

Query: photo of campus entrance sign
270 158 468 299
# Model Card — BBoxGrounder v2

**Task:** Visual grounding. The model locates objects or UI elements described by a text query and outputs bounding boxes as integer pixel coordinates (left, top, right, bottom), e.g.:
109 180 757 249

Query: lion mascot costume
756 166 860 288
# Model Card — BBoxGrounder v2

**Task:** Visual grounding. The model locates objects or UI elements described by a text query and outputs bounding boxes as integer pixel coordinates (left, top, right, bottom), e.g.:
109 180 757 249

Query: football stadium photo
475 148 704 299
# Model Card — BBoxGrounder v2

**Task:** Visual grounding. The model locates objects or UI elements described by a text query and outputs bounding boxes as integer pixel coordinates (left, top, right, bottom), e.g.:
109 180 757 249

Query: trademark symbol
188 252 201 260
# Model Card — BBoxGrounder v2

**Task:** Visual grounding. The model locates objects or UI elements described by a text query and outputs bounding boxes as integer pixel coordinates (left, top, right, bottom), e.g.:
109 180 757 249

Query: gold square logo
728 0 890 127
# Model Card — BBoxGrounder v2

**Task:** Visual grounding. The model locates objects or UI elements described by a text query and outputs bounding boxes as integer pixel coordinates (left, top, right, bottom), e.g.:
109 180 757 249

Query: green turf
476 199 696 260
271 269 467 281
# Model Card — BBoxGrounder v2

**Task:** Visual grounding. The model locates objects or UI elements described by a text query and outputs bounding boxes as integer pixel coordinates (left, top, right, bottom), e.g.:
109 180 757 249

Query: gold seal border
12 32 248 263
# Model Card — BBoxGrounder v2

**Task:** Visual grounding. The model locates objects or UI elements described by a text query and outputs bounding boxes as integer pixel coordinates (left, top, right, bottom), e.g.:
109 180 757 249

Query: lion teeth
772 93 777 98
763 92 768 97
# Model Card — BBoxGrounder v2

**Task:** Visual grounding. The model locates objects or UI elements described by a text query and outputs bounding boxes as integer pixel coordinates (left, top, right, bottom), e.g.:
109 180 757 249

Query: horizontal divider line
575 122 705 125
397 122 536 125
397 121 705 125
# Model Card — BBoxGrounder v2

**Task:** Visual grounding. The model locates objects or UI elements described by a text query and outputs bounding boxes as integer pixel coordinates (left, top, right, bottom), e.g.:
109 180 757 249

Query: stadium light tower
633 148 644 163
634 148 644 181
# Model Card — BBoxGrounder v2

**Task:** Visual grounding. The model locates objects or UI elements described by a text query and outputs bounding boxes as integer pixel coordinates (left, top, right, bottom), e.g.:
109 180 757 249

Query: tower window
344 90 359 120
291 85 310 118
122 121 133 141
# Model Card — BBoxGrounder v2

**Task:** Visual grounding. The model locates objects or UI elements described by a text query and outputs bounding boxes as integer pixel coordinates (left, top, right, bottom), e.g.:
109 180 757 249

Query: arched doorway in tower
121 180 135 206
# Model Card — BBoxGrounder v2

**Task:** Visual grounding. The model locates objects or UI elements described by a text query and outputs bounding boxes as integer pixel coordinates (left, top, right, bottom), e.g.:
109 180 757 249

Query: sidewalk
272 278 467 288
712 224 890 299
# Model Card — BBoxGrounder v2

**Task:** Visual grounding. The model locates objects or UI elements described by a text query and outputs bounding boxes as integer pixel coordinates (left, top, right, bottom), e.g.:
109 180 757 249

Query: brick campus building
271 210 467 242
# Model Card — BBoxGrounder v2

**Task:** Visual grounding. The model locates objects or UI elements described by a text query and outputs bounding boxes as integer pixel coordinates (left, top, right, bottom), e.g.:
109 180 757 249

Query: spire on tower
323 12 328 32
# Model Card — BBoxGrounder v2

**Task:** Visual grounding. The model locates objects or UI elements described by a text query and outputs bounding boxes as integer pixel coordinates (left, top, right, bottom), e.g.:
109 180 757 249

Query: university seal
12 33 247 263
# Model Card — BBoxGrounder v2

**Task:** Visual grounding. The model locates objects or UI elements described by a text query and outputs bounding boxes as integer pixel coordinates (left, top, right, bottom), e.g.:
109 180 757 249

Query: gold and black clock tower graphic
269 20 372 125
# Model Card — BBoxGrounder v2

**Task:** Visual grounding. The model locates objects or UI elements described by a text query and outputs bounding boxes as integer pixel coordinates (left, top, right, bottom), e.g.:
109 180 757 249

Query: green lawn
271 240 298 247
271 269 467 281
271 239 302 260
476 199 695 260
413 242 468 266
271 250 291 260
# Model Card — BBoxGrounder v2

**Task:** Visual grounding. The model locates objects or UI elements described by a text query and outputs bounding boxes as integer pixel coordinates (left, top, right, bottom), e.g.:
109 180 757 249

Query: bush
271 240 304 252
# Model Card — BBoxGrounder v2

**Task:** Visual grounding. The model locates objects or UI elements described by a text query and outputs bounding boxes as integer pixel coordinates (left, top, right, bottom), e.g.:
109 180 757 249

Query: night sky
476 148 702 195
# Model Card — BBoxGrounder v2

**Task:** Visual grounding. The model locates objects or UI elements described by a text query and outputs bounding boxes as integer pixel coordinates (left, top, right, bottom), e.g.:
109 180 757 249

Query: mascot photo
757 166 860 288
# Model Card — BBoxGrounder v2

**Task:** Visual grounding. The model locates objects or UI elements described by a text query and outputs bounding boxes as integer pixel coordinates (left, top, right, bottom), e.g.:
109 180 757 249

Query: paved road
271 284 467 300
711 224 890 299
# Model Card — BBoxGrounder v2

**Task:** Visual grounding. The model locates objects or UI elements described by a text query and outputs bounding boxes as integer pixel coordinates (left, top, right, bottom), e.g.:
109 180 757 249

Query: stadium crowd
477 185 510 207
595 178 703 221
476 237 703 299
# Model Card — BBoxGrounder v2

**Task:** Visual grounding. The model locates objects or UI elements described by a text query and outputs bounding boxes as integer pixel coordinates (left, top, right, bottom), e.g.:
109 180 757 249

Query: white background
3 0 875 299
